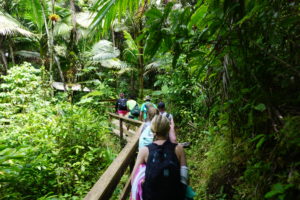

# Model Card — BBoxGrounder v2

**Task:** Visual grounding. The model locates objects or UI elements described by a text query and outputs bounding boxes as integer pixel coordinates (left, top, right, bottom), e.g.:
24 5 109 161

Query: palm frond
53 22 73 37
117 67 133 74
0 12 34 37
25 0 44 32
145 54 172 73
90 0 141 35
100 58 128 69
91 40 120 61
123 30 138 52
76 12 95 28
123 30 139 63
15 50 40 58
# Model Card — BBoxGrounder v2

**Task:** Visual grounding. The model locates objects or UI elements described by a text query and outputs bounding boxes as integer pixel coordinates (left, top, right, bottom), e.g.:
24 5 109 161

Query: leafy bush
0 63 118 199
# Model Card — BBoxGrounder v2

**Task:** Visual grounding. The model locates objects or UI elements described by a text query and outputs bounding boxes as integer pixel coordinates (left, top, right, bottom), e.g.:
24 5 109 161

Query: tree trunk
0 50 8 75
138 51 144 99
54 56 67 91
0 36 8 75
130 70 135 93
9 41 15 66
40 0 53 84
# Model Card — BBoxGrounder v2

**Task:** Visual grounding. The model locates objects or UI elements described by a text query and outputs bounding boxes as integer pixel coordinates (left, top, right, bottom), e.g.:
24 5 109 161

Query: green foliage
0 62 49 125
0 64 118 199
77 80 115 113
2 0 300 199
90 0 140 36
139 0 300 199
265 183 293 200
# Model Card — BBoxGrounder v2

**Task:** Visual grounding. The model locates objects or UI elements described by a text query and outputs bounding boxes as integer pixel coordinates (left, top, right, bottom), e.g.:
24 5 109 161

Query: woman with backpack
127 94 140 120
131 115 188 200
139 95 157 121
115 92 128 116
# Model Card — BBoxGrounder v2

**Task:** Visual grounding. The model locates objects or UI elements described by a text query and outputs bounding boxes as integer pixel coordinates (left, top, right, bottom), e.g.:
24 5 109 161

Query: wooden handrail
108 112 143 126
84 113 143 200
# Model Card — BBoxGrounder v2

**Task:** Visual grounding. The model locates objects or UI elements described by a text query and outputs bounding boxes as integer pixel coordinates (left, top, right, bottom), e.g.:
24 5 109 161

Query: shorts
117 110 128 116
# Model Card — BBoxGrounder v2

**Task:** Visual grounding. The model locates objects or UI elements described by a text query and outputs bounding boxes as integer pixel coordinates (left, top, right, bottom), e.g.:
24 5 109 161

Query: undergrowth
0 63 120 199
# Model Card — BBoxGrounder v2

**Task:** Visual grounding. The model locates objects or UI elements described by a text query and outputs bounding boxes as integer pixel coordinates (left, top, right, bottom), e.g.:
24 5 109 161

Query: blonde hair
147 107 158 121
151 115 170 138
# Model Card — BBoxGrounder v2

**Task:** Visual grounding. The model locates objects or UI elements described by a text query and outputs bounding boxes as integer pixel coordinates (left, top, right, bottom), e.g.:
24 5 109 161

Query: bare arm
175 144 186 166
176 144 188 185
169 118 177 143
130 147 148 183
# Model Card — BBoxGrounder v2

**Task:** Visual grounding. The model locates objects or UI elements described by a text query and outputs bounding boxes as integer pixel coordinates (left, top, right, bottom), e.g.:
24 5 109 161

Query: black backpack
118 98 127 110
142 140 185 200
130 104 140 117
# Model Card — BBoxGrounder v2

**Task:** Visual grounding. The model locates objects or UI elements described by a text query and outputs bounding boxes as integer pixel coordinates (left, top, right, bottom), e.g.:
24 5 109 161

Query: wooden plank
84 129 141 200
111 119 140 135
109 113 143 126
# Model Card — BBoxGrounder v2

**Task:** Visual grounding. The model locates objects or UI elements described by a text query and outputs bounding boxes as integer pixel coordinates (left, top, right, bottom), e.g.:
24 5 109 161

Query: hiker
115 92 128 116
131 115 188 200
140 95 157 121
157 102 173 121
127 94 140 120
157 102 177 143
138 107 159 150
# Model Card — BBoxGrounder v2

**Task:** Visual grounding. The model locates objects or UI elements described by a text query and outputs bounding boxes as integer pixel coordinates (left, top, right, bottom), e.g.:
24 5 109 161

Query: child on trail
131 115 188 200
115 92 128 116
139 95 157 121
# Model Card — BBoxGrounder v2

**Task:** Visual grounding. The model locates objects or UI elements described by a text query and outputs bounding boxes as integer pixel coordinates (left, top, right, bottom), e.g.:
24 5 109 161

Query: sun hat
144 95 151 101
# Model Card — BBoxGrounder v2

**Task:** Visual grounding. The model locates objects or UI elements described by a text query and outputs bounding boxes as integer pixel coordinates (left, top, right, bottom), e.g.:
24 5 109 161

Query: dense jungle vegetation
0 0 299 199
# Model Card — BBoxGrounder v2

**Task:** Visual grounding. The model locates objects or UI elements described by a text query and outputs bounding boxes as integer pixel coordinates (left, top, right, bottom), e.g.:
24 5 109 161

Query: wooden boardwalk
84 113 143 200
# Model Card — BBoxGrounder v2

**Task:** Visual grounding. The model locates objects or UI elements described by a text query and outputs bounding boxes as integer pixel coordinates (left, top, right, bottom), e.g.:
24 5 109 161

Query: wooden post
120 118 123 146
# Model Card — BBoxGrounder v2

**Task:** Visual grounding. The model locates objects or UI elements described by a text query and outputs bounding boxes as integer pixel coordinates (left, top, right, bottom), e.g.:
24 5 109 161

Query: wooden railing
84 113 143 200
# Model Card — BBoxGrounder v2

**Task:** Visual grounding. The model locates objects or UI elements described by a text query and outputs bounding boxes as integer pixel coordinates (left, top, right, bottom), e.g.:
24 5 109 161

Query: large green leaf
188 4 208 31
